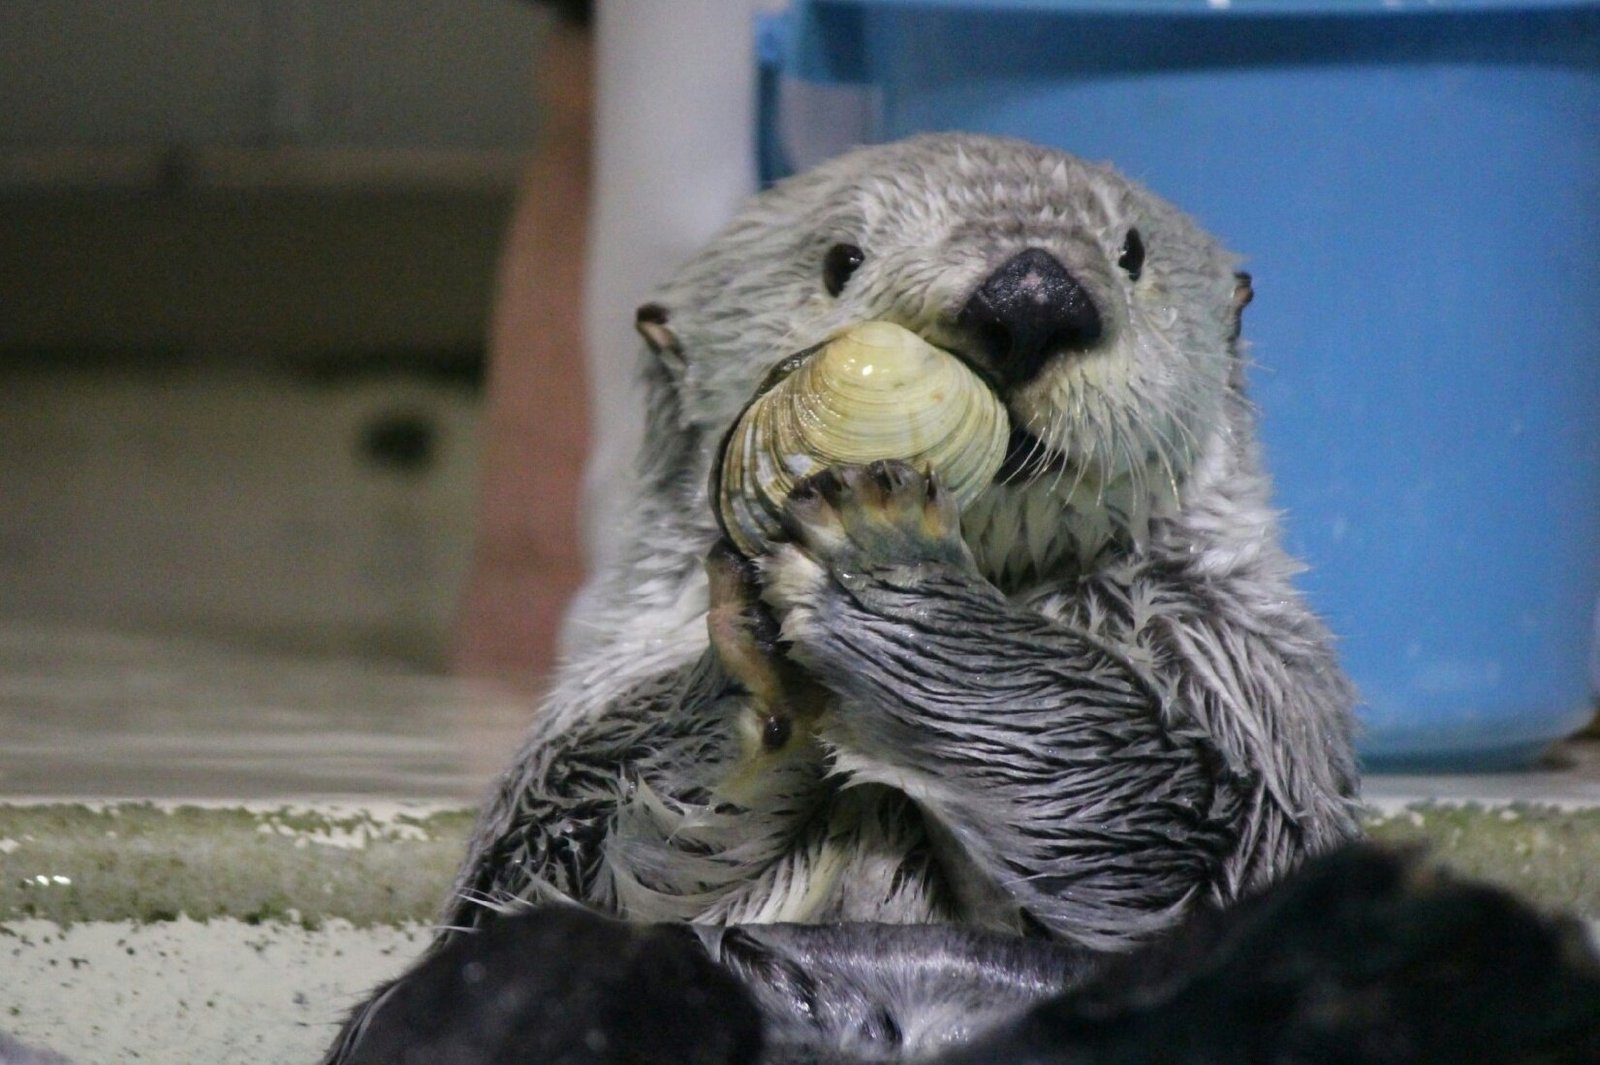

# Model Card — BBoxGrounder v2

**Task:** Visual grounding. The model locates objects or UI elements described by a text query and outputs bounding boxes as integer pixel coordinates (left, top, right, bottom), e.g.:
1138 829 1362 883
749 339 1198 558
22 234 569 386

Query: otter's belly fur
722 785 953 927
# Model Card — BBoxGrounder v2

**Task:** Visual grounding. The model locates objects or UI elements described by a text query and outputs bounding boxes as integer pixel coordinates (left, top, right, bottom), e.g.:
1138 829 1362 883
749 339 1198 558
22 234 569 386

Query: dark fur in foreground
946 845 1600 1065
0 1034 74 1065
341 847 1600 1064
336 906 762 1065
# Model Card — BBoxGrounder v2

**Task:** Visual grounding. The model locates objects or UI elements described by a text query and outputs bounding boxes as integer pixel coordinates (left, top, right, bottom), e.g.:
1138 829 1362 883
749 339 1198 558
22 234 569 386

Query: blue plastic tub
761 0 1600 769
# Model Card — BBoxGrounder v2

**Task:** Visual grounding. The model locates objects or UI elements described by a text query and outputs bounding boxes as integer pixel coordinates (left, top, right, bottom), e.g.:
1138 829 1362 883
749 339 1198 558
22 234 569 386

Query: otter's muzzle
957 248 1102 388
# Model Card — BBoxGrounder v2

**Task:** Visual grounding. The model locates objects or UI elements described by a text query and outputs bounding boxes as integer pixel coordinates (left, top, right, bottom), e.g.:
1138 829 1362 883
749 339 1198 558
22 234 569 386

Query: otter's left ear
1229 272 1254 343
635 302 684 371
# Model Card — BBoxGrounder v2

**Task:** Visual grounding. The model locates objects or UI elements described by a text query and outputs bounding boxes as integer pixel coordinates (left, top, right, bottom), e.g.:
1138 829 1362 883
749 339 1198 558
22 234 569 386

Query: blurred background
0 0 610 803
0 0 773 804
1 0 1596 799
1 1 545 671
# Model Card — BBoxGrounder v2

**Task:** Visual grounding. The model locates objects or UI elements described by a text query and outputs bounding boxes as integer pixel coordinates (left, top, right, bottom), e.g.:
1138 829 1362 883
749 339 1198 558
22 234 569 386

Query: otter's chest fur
708 782 956 927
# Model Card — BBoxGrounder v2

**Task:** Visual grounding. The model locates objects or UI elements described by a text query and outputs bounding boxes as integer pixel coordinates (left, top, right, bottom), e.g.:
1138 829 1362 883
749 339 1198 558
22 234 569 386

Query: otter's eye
823 243 865 297
1117 228 1145 282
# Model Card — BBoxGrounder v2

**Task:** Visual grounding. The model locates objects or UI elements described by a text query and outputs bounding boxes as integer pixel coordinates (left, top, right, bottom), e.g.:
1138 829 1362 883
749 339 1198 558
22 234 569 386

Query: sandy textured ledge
3 800 1593 930
1365 802 1600 919
2 916 430 1064
0 804 465 1063
1 799 1596 1063
0 802 474 927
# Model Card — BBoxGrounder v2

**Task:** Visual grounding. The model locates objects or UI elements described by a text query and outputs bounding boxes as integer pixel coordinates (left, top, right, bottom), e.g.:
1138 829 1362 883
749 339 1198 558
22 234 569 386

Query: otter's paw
705 540 828 754
707 540 786 704
760 460 977 621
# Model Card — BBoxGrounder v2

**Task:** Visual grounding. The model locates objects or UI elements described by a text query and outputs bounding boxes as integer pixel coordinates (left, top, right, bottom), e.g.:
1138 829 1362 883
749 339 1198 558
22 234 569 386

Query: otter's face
647 134 1250 586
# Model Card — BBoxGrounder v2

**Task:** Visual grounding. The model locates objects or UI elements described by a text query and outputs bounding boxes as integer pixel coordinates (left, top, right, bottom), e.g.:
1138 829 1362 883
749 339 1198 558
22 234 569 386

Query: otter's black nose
958 248 1102 386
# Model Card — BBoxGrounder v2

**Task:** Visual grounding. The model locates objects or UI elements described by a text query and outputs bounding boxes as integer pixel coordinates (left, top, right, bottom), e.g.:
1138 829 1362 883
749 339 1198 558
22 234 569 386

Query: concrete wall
0 373 483 667
0 1 543 153
0 2 559 667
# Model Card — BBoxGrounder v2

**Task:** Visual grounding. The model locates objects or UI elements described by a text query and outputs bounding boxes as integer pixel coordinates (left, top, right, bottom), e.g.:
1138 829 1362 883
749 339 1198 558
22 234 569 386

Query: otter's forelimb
447 650 834 926
760 460 1246 946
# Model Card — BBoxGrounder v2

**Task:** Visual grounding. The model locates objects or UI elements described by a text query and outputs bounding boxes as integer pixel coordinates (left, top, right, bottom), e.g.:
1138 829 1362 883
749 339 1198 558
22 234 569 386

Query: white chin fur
961 466 1180 591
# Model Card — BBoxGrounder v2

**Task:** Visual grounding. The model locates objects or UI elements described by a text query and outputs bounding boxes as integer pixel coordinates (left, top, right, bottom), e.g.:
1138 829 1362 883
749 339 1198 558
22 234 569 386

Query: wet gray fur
329 134 1361 1062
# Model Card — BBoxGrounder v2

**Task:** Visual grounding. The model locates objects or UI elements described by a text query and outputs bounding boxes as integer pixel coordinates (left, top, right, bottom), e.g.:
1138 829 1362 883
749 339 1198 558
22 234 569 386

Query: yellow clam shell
716 321 1008 556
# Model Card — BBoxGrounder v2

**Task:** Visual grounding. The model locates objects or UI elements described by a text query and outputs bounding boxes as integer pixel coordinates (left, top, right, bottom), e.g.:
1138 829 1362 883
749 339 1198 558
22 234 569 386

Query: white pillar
580 1 765 583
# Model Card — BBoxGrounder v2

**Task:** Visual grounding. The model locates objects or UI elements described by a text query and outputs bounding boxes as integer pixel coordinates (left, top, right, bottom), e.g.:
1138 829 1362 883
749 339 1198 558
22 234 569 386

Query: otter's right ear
635 303 685 375
1228 272 1253 344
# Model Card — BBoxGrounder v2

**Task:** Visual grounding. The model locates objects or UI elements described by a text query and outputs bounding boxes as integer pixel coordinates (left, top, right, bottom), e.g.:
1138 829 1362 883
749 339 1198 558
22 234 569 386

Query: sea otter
329 133 1364 1062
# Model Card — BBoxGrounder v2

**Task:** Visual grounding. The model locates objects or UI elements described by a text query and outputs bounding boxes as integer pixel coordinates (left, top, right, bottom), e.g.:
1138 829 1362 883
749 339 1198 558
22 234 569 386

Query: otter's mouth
996 424 1068 486
930 335 1068 488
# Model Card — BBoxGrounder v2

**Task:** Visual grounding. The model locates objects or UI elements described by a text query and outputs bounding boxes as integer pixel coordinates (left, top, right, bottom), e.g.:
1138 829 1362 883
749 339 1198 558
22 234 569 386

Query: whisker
1046 409 1073 495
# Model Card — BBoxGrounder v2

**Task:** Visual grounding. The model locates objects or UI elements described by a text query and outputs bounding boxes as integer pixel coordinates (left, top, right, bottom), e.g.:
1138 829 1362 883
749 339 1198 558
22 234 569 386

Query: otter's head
638 134 1252 589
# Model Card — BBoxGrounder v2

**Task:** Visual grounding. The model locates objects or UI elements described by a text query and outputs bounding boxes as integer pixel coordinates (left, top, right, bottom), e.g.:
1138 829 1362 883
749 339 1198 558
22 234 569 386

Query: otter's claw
761 460 978 627
782 460 970 569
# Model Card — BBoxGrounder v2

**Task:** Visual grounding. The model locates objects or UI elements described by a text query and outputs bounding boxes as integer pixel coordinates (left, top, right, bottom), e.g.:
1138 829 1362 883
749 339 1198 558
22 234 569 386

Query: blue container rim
830 0 1600 14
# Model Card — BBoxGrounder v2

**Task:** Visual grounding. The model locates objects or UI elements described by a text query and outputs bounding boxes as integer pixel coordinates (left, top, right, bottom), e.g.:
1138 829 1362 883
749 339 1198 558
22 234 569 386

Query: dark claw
787 478 820 504
833 465 867 497
761 713 794 751
708 538 762 584
799 468 847 507
867 459 901 493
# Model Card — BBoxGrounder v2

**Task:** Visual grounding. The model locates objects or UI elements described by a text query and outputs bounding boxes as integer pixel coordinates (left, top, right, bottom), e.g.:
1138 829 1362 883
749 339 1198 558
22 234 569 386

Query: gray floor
1366 739 1600 810
0 622 532 802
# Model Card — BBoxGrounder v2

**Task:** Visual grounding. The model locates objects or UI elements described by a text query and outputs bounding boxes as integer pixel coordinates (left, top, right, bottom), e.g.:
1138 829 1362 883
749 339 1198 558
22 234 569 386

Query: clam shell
716 321 1008 556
